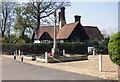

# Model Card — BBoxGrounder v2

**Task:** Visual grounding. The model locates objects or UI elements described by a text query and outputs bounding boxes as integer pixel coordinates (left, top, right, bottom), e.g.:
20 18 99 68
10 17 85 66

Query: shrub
88 38 99 48
97 37 109 54
16 39 25 44
2 42 87 55
108 32 120 66
87 37 110 54
58 42 87 54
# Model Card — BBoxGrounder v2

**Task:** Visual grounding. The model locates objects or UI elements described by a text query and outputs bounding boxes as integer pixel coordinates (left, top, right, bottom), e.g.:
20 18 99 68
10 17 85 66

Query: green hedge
108 32 120 66
2 42 87 55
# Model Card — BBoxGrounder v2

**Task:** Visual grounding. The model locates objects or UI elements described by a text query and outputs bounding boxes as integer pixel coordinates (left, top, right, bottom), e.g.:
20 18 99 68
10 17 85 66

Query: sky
16 0 119 36
64 2 118 36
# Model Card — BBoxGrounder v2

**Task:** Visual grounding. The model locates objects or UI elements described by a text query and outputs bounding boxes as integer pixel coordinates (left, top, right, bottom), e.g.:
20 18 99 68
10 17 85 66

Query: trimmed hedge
2 42 87 55
108 32 120 66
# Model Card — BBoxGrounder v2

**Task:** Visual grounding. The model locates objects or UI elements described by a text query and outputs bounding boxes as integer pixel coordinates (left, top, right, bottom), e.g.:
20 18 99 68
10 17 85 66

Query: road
2 56 104 80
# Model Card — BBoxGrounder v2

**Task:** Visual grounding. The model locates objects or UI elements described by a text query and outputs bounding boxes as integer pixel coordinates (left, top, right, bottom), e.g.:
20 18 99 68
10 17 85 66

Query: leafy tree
14 1 70 42
16 38 26 44
97 36 110 54
3 34 19 43
1 2 17 37
88 38 99 48
108 32 120 66
14 5 34 39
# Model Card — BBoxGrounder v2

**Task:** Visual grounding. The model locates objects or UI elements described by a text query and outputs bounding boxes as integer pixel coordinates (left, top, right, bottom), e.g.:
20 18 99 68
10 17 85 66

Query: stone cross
53 10 57 49
52 10 59 56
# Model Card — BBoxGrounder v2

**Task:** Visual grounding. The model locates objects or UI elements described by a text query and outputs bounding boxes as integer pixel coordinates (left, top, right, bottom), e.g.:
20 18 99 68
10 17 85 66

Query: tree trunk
32 31 35 43
32 2 40 43
2 31 4 37
21 28 25 39
37 14 40 30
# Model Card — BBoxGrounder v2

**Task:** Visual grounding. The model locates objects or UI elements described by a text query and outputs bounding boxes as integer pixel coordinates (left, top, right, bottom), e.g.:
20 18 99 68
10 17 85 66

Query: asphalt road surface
2 56 104 80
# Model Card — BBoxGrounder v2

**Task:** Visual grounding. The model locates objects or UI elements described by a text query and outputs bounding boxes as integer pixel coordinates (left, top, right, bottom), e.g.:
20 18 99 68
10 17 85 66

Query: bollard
16 50 18 59
93 50 95 60
21 52 23 61
18 50 21 60
63 50 65 56
99 54 102 72
14 51 16 60
45 52 48 63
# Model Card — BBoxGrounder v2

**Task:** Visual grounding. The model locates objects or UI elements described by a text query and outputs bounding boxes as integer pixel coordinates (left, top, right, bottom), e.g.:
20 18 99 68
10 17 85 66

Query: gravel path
2 54 118 80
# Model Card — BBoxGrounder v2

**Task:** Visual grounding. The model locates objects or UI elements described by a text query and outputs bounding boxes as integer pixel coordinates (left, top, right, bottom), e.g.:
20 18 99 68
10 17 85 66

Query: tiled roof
36 23 104 40
83 26 104 40
37 25 59 40
57 21 79 39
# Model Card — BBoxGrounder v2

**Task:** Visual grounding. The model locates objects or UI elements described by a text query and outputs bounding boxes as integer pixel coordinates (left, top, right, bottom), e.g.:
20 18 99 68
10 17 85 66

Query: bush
58 42 87 54
88 38 99 48
108 32 120 66
97 37 109 54
16 39 25 44
87 37 110 54
2 42 87 55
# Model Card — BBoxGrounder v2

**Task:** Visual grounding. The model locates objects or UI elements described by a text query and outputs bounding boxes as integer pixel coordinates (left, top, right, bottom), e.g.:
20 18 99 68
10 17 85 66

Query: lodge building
34 7 104 43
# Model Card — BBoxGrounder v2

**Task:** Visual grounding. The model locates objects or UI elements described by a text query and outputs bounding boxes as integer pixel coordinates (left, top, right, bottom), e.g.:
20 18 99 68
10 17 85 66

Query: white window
34 40 40 43
60 40 64 42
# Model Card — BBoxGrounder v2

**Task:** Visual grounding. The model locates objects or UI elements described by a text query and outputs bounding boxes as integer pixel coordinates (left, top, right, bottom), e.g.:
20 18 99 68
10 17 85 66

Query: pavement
2 56 104 80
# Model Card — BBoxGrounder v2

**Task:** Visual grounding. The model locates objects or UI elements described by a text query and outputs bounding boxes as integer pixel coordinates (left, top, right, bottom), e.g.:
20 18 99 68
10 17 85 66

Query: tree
98 36 110 54
14 1 70 42
108 32 120 66
14 5 34 39
88 38 99 48
1 2 17 37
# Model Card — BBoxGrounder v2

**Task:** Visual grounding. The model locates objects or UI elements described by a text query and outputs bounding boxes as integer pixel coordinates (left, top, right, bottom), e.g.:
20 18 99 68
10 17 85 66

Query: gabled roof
36 23 104 41
57 21 79 39
40 32 52 40
37 25 59 40
83 26 104 40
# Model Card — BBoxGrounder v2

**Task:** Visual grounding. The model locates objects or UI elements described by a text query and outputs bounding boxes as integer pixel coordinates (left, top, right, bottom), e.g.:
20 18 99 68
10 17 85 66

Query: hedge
2 42 87 55
108 32 120 66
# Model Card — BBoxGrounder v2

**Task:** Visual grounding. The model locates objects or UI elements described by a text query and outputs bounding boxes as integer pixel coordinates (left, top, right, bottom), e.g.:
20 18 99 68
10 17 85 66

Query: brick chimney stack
59 7 66 30
74 15 81 23
60 7 65 20
58 12 61 22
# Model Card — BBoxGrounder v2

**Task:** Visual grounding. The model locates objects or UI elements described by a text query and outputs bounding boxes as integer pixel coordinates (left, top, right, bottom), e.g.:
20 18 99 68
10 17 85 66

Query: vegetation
108 32 120 66
1 1 70 43
87 37 109 54
1 2 17 37
14 1 70 42
97 37 110 54
2 42 87 55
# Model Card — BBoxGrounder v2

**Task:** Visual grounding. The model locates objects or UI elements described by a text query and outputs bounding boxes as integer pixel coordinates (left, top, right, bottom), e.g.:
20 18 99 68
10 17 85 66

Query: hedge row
2 42 87 55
